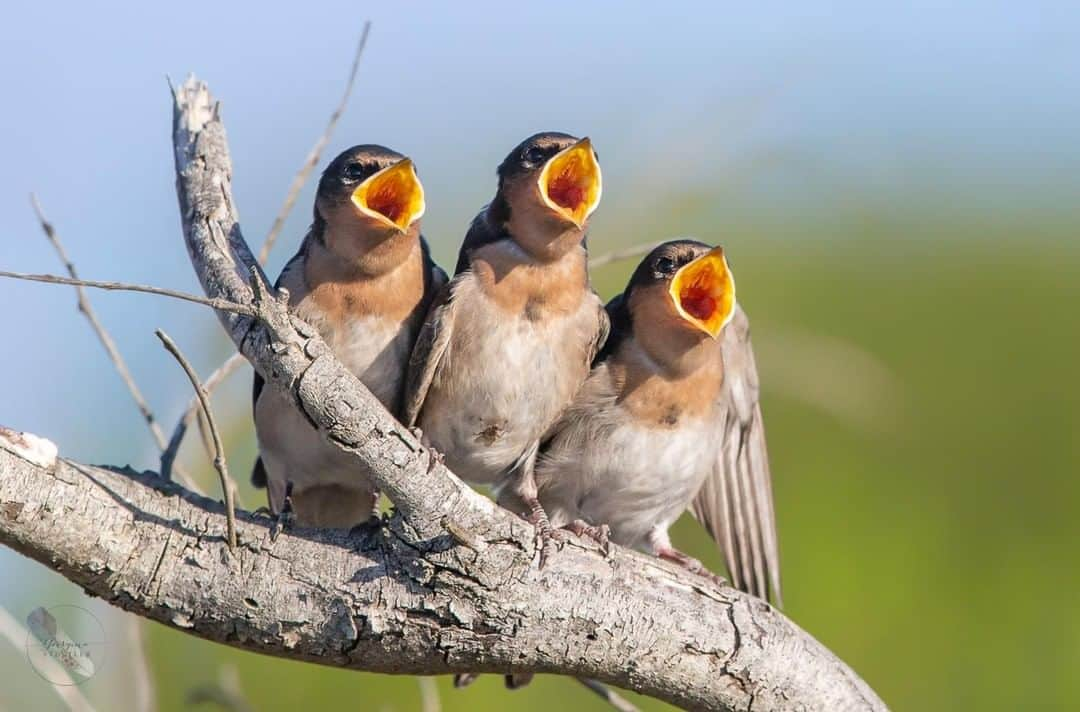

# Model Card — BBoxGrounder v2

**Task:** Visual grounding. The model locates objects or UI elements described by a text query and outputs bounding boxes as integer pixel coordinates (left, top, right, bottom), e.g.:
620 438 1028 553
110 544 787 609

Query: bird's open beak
351 158 426 231
669 246 736 339
538 137 602 227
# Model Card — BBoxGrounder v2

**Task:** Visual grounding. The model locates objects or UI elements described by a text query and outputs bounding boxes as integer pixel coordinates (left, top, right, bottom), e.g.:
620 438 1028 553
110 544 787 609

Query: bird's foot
269 481 296 542
410 426 445 474
655 545 726 586
525 499 555 569
425 448 445 474
556 519 611 556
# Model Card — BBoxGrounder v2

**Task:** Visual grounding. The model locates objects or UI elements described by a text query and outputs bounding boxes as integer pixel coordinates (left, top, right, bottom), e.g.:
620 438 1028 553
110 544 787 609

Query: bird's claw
410 426 445 474
656 546 726 586
558 519 611 556
526 501 555 568
420 446 444 474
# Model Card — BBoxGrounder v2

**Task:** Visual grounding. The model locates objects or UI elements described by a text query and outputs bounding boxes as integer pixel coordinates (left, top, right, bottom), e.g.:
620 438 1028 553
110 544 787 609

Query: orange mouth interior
351 159 426 230
669 246 736 338
538 138 602 226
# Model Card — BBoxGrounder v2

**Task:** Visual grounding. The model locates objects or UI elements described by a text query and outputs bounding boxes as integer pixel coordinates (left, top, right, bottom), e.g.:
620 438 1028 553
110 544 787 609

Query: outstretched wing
690 305 782 605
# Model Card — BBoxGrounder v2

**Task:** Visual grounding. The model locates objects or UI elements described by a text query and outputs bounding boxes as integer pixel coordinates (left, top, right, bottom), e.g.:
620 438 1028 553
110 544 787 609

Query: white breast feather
418 280 601 486
536 370 719 551
256 308 415 494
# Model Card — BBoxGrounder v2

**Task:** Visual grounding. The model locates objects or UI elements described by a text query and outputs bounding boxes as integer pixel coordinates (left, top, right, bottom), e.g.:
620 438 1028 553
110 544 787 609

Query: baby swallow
530 240 782 603
252 145 446 528
404 132 608 553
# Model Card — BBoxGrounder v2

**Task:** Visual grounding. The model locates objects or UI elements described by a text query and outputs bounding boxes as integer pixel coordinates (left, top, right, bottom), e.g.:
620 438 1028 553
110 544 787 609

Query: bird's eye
656 257 676 274
524 146 547 165
343 163 367 181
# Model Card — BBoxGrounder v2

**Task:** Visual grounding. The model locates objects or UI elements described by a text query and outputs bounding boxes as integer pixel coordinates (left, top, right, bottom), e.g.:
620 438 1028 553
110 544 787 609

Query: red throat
547 169 587 213
679 286 717 321
366 185 407 225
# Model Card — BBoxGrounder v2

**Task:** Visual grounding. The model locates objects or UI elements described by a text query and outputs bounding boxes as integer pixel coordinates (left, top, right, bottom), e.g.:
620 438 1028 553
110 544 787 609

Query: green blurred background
2 2 1078 710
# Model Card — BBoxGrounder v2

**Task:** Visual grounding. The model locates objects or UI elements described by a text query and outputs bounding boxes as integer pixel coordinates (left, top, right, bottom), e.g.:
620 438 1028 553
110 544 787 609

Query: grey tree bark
0 77 888 712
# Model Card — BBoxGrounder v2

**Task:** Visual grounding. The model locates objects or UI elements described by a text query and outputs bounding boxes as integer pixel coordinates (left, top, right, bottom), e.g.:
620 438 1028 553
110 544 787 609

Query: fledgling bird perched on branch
525 240 782 604
404 132 608 558
252 145 445 528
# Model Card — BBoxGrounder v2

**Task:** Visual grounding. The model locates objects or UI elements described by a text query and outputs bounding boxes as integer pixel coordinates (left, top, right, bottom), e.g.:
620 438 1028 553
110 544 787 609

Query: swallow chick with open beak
404 132 608 556
529 240 782 603
252 145 446 528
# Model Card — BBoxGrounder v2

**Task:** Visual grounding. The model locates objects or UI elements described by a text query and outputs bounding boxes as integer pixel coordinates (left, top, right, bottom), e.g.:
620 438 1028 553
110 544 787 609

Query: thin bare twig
31 195 168 449
0 604 98 712
160 352 246 480
30 195 199 493
589 240 665 269
155 330 238 550
258 22 371 265
577 678 641 712
0 271 255 317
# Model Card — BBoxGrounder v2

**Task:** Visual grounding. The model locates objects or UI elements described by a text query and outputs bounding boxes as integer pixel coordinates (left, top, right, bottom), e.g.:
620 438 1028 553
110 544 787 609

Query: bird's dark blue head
625 240 736 339
491 132 602 229
314 144 425 232
498 132 581 179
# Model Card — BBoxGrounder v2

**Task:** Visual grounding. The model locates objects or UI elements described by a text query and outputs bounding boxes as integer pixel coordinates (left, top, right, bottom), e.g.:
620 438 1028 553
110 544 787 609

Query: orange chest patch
613 360 724 429
305 256 427 327
470 245 587 320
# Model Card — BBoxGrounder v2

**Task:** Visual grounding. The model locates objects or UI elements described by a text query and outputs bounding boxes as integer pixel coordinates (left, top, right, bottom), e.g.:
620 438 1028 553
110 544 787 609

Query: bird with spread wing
526 239 782 604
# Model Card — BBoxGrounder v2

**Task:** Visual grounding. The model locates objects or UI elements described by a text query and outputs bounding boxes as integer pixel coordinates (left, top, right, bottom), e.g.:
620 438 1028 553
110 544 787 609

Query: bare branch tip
156 329 238 551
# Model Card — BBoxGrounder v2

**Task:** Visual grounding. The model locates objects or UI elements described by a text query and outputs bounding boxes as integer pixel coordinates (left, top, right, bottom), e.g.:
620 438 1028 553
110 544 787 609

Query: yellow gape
538 138 602 227
670 246 736 338
351 158 426 231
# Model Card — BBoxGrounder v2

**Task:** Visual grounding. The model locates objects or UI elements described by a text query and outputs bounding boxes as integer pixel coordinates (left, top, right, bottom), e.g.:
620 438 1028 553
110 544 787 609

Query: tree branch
0 442 882 711
0 76 887 712
0 271 255 317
